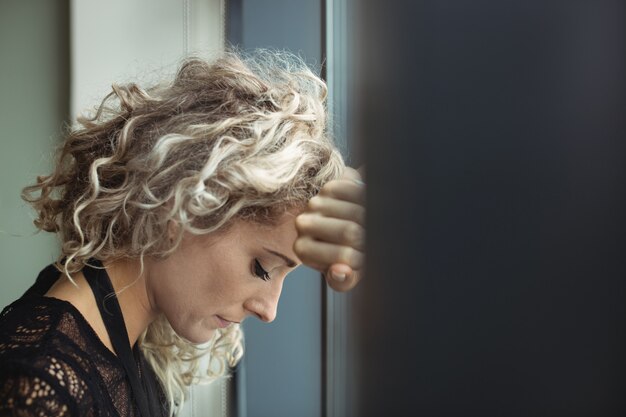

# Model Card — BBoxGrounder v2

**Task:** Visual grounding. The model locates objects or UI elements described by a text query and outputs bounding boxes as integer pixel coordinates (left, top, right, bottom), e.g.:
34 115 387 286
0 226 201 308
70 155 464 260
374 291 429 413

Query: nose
245 280 284 323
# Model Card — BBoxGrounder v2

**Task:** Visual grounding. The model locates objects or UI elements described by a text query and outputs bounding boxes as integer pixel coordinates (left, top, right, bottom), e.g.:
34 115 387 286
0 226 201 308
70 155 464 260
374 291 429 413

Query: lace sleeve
0 367 77 417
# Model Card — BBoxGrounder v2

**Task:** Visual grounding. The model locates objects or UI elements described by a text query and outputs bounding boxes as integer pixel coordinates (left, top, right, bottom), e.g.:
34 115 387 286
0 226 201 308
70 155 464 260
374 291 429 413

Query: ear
163 198 180 243
167 219 180 243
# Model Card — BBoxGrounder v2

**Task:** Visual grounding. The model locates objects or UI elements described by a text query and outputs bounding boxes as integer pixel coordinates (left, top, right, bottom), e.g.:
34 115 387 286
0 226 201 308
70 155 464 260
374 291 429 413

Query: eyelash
253 259 271 281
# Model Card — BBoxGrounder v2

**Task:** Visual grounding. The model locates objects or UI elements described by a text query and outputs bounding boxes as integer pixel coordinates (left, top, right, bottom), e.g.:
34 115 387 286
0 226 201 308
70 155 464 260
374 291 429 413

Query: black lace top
0 265 168 417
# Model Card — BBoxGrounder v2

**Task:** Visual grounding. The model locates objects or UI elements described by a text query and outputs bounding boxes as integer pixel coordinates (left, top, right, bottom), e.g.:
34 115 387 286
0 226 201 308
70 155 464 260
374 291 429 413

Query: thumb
325 263 361 292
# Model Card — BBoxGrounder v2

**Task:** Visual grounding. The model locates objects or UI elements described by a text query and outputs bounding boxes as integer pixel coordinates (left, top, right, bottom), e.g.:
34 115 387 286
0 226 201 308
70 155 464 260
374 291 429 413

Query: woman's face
145 211 302 344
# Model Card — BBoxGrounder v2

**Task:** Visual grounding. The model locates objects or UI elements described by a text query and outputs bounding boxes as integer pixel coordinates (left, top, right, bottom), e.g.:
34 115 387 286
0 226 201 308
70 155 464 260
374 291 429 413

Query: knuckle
293 237 308 257
352 205 366 225
320 181 338 197
343 166 359 179
294 213 311 231
337 246 355 265
307 195 324 211
353 251 365 270
342 222 362 245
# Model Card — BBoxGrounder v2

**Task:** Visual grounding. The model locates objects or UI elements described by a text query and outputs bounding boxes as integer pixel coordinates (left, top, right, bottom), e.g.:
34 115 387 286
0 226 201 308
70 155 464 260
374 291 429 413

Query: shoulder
0 297 101 416
0 295 70 351
0 295 108 377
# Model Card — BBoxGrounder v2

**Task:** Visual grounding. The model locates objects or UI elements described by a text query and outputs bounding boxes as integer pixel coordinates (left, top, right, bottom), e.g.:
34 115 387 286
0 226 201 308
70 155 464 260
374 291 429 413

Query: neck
103 258 159 347
45 257 158 354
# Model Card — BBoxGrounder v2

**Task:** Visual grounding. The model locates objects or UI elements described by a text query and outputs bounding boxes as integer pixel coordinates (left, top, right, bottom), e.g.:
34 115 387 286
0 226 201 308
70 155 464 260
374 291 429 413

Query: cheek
150 267 221 344
147 248 251 341
158 275 248 345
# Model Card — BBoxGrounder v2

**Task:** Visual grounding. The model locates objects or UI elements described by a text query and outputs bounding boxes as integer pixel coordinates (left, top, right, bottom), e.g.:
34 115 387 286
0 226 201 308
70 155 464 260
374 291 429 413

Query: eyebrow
263 247 298 268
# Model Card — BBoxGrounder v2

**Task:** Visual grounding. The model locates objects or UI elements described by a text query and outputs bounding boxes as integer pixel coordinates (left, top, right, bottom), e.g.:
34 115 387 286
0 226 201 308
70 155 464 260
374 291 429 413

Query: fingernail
331 272 346 282
352 179 365 186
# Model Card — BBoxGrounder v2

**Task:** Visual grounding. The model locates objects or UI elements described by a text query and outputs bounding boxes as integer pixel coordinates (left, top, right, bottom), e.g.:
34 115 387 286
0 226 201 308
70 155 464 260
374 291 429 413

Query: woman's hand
294 166 365 292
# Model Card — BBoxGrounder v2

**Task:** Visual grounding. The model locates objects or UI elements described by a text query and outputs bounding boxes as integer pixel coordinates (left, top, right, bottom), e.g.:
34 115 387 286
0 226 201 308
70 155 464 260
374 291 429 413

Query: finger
293 236 365 271
301 260 327 273
291 239 332 272
325 263 363 292
306 196 366 225
356 165 365 180
341 166 362 182
319 179 365 205
295 213 365 251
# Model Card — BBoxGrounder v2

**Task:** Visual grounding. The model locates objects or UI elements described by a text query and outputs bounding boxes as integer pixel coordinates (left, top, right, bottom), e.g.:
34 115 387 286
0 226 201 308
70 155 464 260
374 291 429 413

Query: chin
189 330 216 345
172 325 216 346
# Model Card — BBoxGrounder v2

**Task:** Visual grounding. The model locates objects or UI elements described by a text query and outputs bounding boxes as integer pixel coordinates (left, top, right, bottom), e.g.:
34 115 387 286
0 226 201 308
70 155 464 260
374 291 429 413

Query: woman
0 51 364 416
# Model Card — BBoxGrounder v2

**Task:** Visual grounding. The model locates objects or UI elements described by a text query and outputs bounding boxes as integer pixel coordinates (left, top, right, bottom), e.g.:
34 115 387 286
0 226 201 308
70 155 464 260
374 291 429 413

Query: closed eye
253 259 271 281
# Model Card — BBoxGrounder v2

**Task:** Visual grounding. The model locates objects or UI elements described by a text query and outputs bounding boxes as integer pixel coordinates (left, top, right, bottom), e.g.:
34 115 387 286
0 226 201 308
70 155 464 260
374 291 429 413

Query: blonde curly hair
22 49 345 416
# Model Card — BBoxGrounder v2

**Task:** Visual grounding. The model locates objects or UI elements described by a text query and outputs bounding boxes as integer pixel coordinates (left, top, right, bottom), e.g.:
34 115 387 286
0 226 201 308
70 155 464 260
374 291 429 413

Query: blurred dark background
353 1 626 416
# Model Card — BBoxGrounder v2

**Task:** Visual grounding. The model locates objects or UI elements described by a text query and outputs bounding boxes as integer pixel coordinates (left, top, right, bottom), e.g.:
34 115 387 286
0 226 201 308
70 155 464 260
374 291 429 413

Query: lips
215 315 235 328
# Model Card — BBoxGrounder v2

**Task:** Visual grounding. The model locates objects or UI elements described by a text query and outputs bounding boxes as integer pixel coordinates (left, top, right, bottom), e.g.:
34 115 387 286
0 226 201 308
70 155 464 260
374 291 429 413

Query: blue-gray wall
0 0 68 308
228 0 321 68
228 2 324 417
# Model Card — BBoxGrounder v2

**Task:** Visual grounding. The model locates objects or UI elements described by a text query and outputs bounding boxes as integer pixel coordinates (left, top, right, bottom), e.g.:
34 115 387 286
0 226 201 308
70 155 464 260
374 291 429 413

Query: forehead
237 211 299 243
195 210 300 254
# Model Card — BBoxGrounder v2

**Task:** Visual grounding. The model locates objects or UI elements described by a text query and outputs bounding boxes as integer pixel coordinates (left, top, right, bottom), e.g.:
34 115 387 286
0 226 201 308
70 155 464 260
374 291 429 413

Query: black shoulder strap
82 259 154 417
